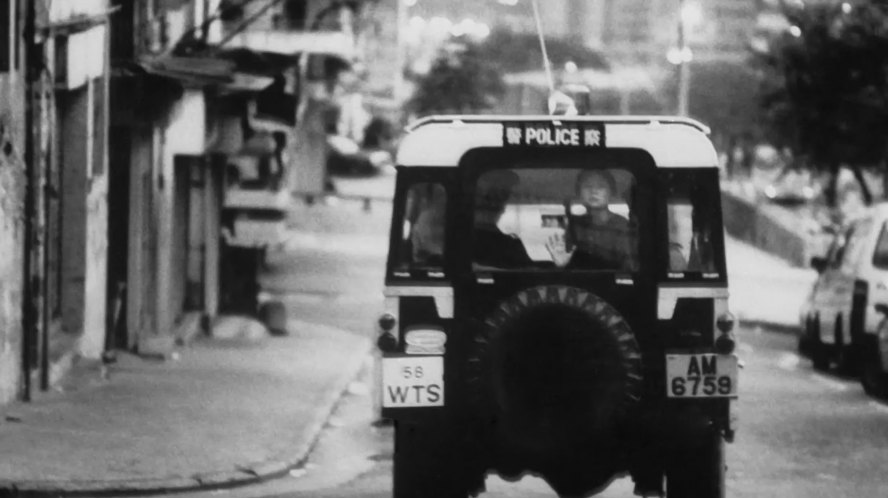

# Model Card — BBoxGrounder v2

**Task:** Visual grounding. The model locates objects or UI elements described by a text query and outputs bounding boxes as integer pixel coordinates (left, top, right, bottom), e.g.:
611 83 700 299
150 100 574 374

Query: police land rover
376 115 738 498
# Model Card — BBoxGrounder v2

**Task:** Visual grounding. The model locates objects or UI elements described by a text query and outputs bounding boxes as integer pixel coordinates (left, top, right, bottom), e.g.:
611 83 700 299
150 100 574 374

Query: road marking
737 342 754 355
868 400 888 414
776 352 800 371
809 373 849 391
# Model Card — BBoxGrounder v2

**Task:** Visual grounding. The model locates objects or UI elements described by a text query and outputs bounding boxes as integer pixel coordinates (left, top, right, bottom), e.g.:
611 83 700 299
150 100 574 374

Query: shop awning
222 30 355 62
221 72 277 93
138 55 236 87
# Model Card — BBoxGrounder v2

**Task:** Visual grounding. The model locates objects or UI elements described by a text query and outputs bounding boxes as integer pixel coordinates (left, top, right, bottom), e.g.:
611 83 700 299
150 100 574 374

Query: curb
0 323 374 498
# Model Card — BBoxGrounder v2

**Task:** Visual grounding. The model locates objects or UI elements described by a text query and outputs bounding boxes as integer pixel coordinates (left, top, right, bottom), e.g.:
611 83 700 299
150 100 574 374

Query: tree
679 61 763 178
755 0 888 206
407 41 505 117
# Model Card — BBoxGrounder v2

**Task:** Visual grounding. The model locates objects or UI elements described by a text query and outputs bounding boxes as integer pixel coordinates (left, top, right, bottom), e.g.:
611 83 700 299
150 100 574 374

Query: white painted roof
396 115 719 168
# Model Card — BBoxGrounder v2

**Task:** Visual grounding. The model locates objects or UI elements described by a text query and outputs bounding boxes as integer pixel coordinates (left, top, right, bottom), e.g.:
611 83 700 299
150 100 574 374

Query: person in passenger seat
473 170 533 268
547 169 638 270
410 184 447 266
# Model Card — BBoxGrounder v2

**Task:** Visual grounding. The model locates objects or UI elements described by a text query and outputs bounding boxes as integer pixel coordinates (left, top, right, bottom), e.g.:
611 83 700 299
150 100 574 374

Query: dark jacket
473 227 533 268
567 212 638 270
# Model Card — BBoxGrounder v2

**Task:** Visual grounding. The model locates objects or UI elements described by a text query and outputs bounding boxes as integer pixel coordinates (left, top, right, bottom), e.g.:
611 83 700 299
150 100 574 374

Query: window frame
659 168 727 283
458 147 658 275
871 222 888 270
469 166 640 271
385 167 454 283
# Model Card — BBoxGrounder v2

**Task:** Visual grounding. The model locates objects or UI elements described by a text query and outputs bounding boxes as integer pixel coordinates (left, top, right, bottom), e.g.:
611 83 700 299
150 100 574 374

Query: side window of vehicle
395 182 447 270
872 223 888 270
663 171 719 275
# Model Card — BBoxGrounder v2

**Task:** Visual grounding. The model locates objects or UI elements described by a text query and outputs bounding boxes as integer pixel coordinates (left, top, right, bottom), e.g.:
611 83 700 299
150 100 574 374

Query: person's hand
546 232 574 268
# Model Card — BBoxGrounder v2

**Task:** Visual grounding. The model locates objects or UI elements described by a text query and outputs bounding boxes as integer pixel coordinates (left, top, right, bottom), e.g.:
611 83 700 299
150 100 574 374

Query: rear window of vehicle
471 167 639 271
392 182 447 272
662 170 723 279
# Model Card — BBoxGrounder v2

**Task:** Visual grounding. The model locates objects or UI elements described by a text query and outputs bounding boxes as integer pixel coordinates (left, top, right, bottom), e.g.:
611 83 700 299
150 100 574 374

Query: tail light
715 312 736 355
377 313 398 352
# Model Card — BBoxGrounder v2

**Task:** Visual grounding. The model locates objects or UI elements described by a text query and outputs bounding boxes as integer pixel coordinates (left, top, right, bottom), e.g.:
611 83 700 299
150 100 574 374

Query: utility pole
677 0 691 116
21 0 38 401
394 0 407 102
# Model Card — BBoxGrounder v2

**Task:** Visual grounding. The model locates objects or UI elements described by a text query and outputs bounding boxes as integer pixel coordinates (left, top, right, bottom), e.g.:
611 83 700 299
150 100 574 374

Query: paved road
166 179 888 497
175 325 888 498
232 329 888 498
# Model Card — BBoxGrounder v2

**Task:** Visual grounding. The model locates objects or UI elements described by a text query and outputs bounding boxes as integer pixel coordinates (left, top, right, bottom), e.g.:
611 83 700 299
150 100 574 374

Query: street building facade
11 0 114 402
108 0 230 356
0 0 368 405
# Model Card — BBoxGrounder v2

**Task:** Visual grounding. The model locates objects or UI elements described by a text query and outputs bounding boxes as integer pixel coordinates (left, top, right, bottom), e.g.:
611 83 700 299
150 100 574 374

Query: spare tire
466 285 643 458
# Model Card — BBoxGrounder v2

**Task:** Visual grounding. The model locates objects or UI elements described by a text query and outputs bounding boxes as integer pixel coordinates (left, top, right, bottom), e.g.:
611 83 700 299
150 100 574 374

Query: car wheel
810 315 831 371
665 427 725 498
798 314 813 357
861 333 888 399
834 315 858 375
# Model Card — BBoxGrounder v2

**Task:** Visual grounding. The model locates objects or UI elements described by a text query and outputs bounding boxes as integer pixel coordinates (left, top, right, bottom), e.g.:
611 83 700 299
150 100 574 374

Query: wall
58 88 89 337
721 189 816 268
56 77 109 360
81 75 109 358
157 90 206 335
126 126 157 348
0 75 26 404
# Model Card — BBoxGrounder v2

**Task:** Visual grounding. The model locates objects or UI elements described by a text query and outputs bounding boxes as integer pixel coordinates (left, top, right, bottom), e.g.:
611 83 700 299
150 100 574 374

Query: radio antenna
531 0 555 95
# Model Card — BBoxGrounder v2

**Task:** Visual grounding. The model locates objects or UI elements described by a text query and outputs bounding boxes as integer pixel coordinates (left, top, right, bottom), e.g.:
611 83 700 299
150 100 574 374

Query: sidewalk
0 317 371 497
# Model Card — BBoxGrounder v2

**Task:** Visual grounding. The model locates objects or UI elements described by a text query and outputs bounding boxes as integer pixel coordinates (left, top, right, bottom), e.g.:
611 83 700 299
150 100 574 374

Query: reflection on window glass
873 224 888 270
472 168 638 270
665 172 718 274
395 183 446 269
833 226 855 268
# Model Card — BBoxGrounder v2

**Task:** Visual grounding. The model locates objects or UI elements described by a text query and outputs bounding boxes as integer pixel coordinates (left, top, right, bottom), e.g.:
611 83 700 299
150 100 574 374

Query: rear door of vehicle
453 145 660 373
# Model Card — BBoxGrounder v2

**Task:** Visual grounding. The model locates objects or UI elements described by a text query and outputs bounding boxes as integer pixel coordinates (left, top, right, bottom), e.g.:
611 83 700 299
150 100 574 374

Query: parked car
327 134 393 176
799 204 888 395
761 168 819 206
863 303 888 399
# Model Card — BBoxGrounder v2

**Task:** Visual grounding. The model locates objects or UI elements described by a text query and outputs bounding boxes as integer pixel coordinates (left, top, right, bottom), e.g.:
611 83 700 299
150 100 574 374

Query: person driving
473 170 533 268
546 169 638 270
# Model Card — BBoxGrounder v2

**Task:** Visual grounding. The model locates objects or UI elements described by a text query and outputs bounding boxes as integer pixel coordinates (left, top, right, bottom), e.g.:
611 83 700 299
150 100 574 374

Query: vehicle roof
396 115 719 168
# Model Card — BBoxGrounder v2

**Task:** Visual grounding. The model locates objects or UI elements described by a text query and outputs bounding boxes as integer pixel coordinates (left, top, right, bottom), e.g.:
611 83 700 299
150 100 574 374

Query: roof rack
404 115 711 135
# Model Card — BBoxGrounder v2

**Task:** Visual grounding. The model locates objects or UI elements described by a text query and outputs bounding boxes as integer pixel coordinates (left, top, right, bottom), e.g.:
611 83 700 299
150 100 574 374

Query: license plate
382 356 444 408
666 353 738 398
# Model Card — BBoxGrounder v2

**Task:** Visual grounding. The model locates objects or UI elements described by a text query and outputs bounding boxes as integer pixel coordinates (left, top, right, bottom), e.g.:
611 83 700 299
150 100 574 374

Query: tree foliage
407 28 610 118
478 29 610 74
756 0 888 204
687 62 761 140
407 41 506 117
